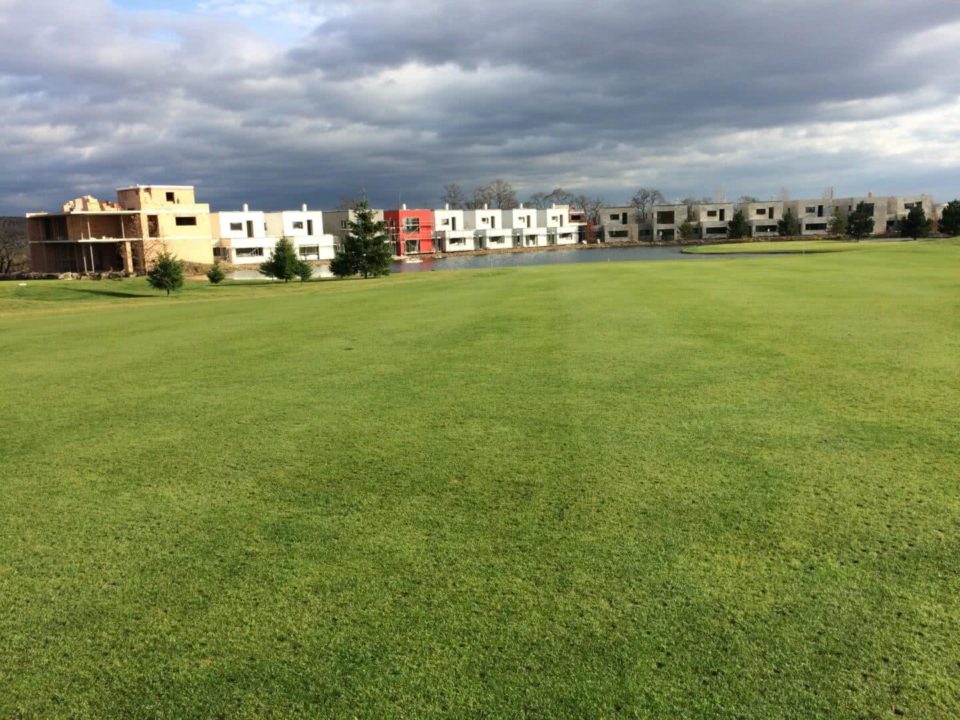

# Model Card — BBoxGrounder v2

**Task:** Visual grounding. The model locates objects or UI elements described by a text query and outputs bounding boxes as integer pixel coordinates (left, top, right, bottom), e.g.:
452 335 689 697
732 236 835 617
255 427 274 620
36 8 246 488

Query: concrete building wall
601 206 640 242
832 197 890 236
651 204 689 241
737 201 784 237
324 208 386 252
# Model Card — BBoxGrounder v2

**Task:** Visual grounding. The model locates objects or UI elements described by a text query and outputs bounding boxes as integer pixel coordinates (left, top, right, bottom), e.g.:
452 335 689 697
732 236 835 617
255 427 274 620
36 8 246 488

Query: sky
2 0 959 213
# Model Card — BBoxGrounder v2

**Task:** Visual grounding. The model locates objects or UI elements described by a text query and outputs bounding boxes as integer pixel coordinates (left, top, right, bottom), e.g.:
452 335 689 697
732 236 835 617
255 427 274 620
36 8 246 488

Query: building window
707 210 717 217
293 221 304 230
229 222 243 231
299 246 320 258
175 216 197 226
756 209 766 216
656 211 675 224
403 218 420 232
340 220 347 229
805 206 816 214
441 218 450 226
235 247 264 257
166 192 175 202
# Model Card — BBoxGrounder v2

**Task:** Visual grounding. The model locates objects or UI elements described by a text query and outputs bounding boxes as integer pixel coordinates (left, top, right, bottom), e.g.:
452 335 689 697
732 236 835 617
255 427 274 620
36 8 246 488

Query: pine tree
206 261 226 284
847 202 875 241
727 209 749 239
678 219 697 242
259 237 301 282
330 200 392 279
146 252 185 296
938 200 960 236
829 207 848 237
898 206 932 240
778 208 801 237
296 259 314 282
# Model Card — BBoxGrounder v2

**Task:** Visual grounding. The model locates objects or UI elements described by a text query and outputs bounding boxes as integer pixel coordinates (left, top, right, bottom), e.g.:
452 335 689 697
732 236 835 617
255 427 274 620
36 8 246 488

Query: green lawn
1 241 958 718
682 239 887 254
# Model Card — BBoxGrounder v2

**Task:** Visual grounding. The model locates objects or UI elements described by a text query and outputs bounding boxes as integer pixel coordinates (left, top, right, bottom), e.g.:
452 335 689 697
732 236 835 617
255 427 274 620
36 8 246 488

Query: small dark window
229 222 243 231
175 216 197 226
166 192 175 202
293 221 304 230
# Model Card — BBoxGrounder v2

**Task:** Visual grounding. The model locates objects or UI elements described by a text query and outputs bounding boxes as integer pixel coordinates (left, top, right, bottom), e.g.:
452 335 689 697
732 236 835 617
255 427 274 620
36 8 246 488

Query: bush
296 260 313 283
206 262 226 284
146 252 185 296
260 237 301 282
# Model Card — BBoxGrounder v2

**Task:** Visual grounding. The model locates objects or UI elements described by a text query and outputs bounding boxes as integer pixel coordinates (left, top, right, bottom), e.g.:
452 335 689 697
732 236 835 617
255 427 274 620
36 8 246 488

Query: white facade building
537 205 578 245
502 205 547 248
266 206 335 261
434 206 475 252
213 204 335 264
465 207 510 250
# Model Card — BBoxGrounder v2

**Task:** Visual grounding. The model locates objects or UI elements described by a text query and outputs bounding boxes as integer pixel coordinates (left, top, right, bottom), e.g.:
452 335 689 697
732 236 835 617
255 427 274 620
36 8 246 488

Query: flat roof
116 185 195 191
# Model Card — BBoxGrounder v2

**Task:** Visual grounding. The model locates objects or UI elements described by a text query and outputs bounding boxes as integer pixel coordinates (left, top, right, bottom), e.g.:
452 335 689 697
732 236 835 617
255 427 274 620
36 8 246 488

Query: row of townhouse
25 185 583 274
601 194 937 242
24 184 940 274
327 203 581 255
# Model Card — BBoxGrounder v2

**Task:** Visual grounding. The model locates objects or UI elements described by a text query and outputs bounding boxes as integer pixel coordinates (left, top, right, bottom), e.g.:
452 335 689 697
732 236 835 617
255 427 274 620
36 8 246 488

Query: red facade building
384 206 434 256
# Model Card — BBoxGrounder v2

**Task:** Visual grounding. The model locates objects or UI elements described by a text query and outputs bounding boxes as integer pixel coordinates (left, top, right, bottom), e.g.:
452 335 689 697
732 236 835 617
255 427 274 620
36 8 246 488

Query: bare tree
441 183 467 209
0 218 28 275
470 179 518 210
545 187 575 207
573 195 606 226
630 188 665 222
526 192 549 210
738 195 760 203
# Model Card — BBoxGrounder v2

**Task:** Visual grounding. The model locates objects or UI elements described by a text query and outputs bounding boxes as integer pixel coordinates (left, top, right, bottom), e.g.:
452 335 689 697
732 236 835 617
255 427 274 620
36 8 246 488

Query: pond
227 245 724 280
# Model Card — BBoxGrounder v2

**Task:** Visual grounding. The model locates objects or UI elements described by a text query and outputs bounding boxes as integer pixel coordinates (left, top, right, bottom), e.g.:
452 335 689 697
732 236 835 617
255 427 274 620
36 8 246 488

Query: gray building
323 207 386 251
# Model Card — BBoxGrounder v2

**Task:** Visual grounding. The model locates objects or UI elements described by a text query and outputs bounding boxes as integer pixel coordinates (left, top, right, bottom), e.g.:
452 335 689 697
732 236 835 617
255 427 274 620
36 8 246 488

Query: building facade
433 206 475 252
211 204 335 264
385 206 434 256
27 185 214 274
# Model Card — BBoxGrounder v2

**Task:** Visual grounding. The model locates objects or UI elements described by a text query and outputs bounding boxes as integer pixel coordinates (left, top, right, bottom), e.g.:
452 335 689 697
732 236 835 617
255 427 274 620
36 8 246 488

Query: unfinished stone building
26 185 215 274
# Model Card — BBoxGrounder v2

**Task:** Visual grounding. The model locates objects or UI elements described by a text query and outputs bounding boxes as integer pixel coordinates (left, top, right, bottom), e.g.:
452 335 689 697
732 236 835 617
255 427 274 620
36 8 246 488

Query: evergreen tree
678 219 697 242
296 259 314 282
938 200 960 236
778 208 801 236
727 209 749 239
330 200 392 279
206 261 226 284
847 202 875 241
146 252 185 296
259 237 301 282
898 206 932 239
829 207 848 237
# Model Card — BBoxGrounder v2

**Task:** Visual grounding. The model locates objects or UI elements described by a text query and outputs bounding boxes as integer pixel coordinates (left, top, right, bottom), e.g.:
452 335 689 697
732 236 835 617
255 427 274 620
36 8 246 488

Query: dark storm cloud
1 0 959 214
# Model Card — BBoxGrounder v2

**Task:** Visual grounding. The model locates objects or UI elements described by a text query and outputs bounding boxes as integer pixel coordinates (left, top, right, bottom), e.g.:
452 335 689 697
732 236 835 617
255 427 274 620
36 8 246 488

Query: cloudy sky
2 0 959 213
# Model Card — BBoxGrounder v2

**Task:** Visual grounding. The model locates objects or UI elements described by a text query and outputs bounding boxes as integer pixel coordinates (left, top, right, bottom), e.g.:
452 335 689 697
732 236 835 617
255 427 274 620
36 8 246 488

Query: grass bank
682 239 888 254
1 240 958 718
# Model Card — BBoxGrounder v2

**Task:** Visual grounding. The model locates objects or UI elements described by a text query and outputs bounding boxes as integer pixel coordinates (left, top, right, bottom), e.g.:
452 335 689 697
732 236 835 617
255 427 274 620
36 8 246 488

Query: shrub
206 262 226 284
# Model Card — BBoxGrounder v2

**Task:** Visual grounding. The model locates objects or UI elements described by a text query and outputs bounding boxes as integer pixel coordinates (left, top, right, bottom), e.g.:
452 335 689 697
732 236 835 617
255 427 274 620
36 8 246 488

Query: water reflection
227 245 717 280
390 245 713 273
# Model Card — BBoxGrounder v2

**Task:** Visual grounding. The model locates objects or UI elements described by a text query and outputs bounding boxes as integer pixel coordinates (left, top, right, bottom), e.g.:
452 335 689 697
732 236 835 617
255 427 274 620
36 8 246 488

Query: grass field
1 240 958 718
682 239 887 254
